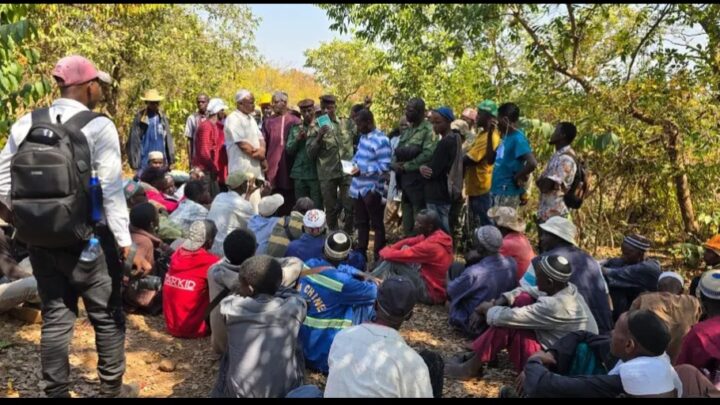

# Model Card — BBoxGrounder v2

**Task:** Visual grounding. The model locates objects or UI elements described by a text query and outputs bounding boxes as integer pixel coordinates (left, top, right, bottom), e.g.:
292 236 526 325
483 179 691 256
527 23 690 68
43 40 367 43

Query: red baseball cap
52 55 112 87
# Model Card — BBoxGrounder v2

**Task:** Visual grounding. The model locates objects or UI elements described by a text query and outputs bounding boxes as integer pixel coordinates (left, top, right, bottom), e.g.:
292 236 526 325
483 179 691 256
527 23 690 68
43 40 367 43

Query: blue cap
433 106 455 122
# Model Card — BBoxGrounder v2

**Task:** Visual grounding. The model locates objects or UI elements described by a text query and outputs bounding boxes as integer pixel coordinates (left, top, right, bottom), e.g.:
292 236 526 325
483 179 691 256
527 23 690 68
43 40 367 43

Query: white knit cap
303 209 326 228
148 151 164 161
258 194 284 217
235 89 252 103
207 98 228 115
658 271 684 288
539 216 578 246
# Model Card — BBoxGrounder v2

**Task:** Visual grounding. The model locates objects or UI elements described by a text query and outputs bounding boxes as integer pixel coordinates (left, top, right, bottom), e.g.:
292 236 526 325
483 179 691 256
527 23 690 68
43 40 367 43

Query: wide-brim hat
141 88 165 102
487 206 526 233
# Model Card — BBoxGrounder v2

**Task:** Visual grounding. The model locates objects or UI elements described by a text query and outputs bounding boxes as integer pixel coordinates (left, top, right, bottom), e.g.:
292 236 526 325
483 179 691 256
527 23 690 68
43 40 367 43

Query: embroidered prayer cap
534 254 572 283
623 234 651 252
698 269 720 301
658 271 684 288
474 225 503 254
303 209 326 229
324 231 352 261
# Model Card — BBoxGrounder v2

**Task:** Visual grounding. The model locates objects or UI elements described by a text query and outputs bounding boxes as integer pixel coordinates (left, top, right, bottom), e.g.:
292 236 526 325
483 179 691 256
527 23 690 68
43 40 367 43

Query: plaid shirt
349 128 392 198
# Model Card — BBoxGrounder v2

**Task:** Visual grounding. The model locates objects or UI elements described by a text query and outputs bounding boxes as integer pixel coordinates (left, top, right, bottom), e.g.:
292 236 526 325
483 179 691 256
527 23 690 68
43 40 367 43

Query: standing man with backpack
535 122 583 224
0 55 147 397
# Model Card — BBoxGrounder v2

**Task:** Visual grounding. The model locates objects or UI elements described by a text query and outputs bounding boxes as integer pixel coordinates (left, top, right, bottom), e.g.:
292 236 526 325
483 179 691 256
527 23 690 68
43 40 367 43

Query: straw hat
140 89 165 102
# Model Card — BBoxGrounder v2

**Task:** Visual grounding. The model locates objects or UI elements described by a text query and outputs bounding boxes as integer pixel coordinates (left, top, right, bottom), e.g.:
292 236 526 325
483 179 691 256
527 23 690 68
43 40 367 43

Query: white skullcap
207 98 229 115
148 151 164 161
658 271 684 288
258 194 284 217
611 355 682 397
235 89 252 102
303 209 326 228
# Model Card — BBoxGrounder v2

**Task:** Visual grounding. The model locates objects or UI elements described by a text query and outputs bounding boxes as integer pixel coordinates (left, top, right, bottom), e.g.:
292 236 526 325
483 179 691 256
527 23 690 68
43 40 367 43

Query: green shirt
306 117 354 181
286 122 318 180
393 120 437 172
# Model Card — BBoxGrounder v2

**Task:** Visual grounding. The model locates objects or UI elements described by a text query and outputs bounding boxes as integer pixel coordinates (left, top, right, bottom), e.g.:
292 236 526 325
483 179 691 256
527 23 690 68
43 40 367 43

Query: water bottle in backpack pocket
10 108 103 248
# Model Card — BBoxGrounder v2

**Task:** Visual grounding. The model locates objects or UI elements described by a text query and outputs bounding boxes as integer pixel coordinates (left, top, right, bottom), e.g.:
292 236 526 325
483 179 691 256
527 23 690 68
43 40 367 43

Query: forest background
1 3 719 264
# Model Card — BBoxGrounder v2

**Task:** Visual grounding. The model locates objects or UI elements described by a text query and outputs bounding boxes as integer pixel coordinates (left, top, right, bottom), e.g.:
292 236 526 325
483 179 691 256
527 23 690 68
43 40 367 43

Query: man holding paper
349 108 392 262
306 95 355 234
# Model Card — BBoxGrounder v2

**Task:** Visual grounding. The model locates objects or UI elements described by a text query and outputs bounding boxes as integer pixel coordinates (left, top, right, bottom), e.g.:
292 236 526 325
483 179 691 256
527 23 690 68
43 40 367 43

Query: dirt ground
0 301 518 398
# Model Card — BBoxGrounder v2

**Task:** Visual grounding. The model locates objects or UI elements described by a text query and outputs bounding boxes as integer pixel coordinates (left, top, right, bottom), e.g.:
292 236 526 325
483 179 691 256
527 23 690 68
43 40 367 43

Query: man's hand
318 125 330 138
528 350 557 368
297 129 308 141
474 300 495 316
419 165 433 179
391 162 404 173
350 167 360 177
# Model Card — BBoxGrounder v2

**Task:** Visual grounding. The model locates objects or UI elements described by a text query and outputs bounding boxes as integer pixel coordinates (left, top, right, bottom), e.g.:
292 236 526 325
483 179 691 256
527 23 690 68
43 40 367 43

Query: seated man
163 220 220 338
248 194 285 255
324 276 434 398
522 309 685 397
140 166 180 214
0 230 38 317
521 216 613 334
298 231 378 374
211 255 307 398
373 209 454 305
677 269 720 386
125 179 183 243
447 226 517 336
253 196 313 258
602 234 662 321
630 271 702 363
169 179 211 232
207 171 259 256
488 207 535 281
285 209 328 261
446 255 598 378
208 228 258 355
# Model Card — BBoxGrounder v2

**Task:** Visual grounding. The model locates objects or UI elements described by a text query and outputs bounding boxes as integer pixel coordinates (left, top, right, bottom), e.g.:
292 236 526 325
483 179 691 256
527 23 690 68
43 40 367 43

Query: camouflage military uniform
393 120 437 236
306 116 354 233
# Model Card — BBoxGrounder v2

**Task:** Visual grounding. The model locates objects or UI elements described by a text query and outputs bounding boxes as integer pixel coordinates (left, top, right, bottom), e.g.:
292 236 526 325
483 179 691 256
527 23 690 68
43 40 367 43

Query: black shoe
499 386 519 398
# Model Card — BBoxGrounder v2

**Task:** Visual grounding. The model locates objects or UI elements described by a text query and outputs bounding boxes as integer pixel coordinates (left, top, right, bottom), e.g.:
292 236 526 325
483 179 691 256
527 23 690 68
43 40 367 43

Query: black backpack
10 108 102 248
561 150 589 209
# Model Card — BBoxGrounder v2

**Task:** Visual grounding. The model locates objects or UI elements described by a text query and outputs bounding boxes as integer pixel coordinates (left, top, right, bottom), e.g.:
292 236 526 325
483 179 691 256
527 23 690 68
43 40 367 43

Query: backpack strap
63 111 103 174
283 216 296 241
30 108 53 127
204 287 231 321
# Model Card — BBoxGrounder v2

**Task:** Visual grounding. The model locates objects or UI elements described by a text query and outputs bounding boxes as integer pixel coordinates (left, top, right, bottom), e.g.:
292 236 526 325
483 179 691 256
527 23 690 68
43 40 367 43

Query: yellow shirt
464 129 501 196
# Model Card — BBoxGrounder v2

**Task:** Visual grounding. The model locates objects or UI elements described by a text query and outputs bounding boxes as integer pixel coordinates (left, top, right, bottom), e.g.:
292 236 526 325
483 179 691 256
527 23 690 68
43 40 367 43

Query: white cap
617 355 681 396
303 209 326 228
658 271 684 288
258 194 284 217
538 216 578 246
235 89 252 103
207 98 228 115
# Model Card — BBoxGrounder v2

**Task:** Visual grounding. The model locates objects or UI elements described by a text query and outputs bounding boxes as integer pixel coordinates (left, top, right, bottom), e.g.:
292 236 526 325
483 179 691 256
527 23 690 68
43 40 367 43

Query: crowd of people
0 55 719 398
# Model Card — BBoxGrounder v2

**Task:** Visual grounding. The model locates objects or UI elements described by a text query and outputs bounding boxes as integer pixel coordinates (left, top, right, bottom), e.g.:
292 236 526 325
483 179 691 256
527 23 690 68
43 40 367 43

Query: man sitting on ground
248 194 285 255
298 231 378 374
446 255 598 378
163 220 219 338
208 228 258 355
602 234 662 321
373 209 454 305
677 269 720 386
140 166 180 214
488 206 535 281
447 226 517 336
124 180 182 243
211 255 307 398
630 271 702 363
263 197 313 258
0 229 38 317
207 171 259 256
521 216 613 334
324 276 435 398
522 309 685 397
169 179 211 232
285 209 328 261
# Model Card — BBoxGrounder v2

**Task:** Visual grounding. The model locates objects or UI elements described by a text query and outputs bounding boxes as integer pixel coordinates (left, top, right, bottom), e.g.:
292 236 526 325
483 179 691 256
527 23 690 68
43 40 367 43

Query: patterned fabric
169 199 209 232
349 128 392 198
538 145 577 222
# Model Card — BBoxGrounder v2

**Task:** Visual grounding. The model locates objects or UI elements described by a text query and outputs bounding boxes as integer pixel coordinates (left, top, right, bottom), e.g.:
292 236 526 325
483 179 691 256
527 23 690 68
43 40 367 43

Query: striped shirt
349 128 392 198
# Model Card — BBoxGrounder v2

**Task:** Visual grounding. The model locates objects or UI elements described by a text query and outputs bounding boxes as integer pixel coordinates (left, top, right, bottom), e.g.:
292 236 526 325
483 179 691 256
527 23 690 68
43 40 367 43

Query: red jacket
379 230 454 303
500 232 536 281
163 247 219 338
192 119 225 175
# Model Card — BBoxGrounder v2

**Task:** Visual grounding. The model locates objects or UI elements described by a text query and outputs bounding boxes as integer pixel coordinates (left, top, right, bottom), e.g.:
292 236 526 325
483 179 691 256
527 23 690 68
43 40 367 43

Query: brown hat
298 99 314 108
320 94 336 104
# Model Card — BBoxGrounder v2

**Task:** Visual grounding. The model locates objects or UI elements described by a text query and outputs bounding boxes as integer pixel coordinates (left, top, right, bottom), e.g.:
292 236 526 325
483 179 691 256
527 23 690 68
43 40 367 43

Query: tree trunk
664 122 699 235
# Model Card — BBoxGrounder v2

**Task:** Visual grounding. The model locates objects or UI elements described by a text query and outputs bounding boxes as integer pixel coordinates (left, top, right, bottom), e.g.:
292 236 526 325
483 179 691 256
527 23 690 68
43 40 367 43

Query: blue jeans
469 194 492 227
426 202 451 234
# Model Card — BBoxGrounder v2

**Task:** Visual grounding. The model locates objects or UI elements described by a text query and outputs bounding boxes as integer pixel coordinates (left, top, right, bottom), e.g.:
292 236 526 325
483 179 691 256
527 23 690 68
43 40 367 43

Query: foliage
319 3 720 246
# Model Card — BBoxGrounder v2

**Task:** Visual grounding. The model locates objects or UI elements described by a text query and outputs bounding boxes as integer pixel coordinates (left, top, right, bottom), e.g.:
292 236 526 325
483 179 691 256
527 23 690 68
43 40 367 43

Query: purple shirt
262 113 300 189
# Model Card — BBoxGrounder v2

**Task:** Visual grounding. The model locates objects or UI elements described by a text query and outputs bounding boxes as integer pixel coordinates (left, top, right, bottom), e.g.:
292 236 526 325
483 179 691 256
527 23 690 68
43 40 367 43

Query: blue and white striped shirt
349 128 392 198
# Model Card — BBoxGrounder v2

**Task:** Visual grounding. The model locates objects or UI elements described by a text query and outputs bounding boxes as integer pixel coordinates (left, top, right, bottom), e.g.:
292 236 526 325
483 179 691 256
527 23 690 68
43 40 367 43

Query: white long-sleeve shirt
0 98 131 247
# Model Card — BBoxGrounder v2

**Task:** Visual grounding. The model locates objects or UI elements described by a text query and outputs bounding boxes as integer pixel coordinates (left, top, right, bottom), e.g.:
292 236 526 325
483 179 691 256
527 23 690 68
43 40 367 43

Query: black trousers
354 190 386 260
28 226 125 397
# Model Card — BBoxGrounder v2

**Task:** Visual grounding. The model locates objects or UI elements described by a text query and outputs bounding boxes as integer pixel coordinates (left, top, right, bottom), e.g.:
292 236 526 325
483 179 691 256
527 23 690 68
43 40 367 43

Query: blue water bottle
89 169 102 224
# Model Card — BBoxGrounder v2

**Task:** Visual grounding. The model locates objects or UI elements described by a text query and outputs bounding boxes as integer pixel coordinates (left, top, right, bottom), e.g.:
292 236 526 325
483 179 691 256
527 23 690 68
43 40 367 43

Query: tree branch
624 4 673 83
566 3 579 68
511 8 595 93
